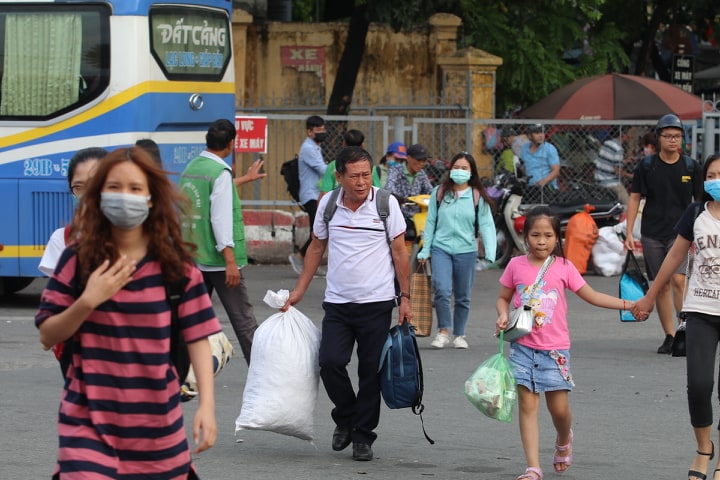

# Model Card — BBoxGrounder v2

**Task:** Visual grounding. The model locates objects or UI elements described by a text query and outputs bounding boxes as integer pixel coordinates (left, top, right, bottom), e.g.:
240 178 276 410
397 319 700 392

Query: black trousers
686 311 720 429
300 199 318 257
202 270 258 365
319 300 395 445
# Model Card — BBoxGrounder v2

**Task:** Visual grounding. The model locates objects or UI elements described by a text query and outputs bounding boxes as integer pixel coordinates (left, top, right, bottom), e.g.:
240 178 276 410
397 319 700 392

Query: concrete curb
244 210 309 264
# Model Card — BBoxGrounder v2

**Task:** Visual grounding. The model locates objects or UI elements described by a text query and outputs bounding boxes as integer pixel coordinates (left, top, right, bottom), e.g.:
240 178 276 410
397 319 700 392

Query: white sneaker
431 332 450 349
453 336 469 349
288 254 303 275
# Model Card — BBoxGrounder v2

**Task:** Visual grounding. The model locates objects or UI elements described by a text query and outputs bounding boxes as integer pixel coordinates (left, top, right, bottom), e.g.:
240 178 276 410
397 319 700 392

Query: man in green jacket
179 119 265 364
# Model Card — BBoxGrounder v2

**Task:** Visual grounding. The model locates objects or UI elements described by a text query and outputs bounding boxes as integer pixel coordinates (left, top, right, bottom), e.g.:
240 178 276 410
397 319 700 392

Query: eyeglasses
660 134 682 141
70 184 85 197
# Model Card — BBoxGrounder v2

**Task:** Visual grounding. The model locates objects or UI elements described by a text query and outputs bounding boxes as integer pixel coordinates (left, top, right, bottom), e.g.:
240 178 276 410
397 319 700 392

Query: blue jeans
430 247 476 336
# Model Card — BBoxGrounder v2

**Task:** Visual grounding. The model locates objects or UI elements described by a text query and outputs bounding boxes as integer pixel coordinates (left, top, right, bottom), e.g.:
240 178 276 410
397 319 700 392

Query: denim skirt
508 343 575 393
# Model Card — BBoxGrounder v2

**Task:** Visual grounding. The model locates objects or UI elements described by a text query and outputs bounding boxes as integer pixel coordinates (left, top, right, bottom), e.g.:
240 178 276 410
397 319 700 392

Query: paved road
0 265 696 479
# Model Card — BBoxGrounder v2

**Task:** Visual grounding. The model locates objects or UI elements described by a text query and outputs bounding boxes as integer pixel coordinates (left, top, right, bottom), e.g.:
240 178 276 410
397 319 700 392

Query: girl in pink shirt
495 206 646 480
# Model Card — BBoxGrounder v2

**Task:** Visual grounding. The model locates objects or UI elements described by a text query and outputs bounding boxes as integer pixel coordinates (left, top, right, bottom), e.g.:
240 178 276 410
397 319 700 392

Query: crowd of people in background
34 113 715 479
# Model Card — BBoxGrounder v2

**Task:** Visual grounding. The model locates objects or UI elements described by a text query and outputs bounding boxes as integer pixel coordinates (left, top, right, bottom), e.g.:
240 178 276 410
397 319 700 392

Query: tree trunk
634 0 670 76
326 4 369 116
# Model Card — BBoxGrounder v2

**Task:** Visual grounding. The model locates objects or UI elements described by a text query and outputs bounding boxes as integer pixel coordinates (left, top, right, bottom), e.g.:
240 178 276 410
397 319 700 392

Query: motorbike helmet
526 124 544 135
501 127 517 138
655 114 683 134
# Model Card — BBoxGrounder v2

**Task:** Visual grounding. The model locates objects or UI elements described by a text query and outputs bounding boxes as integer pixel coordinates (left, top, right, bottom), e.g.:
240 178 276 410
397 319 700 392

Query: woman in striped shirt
36 147 221 479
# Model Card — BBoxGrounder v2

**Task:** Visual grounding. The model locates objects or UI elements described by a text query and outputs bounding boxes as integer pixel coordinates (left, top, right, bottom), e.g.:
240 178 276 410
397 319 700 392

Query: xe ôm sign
280 46 326 85
234 116 268 153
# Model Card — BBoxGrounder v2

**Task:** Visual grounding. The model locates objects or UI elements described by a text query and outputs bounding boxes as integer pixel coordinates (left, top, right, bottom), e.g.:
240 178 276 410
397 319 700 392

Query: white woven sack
235 290 320 442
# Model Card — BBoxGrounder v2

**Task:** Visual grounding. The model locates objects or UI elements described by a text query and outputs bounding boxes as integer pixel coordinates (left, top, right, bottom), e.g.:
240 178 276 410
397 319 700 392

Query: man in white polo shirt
283 146 412 462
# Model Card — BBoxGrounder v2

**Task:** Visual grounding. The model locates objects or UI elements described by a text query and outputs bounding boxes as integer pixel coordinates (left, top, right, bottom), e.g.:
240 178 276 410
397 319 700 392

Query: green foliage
287 0 715 115
454 0 628 114
291 0 316 22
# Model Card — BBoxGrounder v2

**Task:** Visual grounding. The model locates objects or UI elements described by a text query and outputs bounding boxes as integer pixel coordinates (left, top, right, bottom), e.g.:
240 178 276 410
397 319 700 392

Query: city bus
0 0 235 293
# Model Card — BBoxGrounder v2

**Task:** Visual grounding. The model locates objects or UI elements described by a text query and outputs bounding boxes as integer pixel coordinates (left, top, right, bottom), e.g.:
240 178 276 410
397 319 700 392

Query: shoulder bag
504 256 554 343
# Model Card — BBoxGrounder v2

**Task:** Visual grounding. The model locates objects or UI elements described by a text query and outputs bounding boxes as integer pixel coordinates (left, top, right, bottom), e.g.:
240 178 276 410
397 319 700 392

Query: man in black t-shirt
624 114 703 354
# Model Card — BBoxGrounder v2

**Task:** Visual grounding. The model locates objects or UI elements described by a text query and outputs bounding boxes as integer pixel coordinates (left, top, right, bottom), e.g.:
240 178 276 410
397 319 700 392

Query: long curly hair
71 147 195 284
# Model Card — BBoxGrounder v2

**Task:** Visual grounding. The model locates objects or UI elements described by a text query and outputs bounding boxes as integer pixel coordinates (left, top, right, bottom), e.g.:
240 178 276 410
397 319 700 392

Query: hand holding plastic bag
464 331 517 423
235 290 321 442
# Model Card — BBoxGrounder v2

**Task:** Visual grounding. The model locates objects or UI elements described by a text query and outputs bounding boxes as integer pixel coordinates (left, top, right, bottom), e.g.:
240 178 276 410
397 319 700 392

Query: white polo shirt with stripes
314 187 406 304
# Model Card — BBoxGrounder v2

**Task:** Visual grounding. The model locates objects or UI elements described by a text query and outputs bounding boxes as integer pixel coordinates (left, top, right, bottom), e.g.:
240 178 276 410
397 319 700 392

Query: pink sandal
517 467 543 480
553 429 573 473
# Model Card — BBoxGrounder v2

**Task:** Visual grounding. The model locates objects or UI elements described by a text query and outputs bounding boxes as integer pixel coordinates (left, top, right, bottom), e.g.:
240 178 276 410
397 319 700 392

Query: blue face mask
449 169 471 185
388 160 399 168
72 195 80 209
704 179 720 201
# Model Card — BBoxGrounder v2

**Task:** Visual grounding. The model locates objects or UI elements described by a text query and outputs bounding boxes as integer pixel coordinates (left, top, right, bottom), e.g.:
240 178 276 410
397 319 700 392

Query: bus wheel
0 277 34 295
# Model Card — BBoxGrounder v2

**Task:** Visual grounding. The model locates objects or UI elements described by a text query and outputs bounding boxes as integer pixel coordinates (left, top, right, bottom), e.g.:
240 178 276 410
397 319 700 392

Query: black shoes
332 425 373 460
352 442 373 461
331 426 352 451
657 334 674 354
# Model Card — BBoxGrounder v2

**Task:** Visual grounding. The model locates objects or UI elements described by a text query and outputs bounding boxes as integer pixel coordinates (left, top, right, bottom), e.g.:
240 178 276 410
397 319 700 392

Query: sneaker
453 336 469 349
431 332 450 349
288 254 303 275
475 258 491 271
657 334 674 354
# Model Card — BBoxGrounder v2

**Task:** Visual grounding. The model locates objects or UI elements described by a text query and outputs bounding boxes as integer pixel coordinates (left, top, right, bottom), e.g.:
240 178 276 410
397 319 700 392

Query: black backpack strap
167 278 190 385
405 323 434 445
322 187 342 231
375 188 392 248
59 249 84 378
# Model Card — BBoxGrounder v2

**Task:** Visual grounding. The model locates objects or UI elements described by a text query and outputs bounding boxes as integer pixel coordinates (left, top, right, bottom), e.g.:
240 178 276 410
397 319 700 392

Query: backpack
323 187 392 248
280 154 302 205
641 153 696 175
56 259 188 384
435 184 481 238
323 188 400 297
378 323 434 444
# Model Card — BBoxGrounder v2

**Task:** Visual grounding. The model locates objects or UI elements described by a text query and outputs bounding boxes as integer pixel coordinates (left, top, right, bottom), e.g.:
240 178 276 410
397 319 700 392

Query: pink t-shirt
500 255 586 350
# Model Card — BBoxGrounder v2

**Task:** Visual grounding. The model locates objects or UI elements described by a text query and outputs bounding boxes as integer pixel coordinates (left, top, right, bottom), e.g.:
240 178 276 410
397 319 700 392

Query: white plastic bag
591 226 626 277
235 290 321 442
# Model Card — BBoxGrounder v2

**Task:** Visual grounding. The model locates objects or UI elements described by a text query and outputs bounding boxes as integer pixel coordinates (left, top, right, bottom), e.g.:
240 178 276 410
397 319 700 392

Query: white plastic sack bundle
591 226 626 277
235 290 321 442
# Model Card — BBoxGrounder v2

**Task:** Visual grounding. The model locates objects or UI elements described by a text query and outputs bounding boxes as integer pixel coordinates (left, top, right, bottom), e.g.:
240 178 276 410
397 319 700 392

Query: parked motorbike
404 194 431 272
486 173 624 267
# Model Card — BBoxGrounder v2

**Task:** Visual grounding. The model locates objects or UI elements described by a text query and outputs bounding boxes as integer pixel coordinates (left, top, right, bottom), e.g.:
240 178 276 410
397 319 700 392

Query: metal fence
235 114 389 209
236 111 719 209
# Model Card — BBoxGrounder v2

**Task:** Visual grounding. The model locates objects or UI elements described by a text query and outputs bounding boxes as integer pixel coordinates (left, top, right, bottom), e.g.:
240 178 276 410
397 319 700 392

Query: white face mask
100 192 150 229
643 146 654 156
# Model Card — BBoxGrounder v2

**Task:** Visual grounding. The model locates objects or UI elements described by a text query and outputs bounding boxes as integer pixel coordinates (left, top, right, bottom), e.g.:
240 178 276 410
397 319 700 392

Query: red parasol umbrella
519 73 703 120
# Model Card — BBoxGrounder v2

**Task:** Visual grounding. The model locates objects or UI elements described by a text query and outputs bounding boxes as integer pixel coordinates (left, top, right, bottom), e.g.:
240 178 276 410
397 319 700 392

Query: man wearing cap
385 143 434 231
378 141 407 185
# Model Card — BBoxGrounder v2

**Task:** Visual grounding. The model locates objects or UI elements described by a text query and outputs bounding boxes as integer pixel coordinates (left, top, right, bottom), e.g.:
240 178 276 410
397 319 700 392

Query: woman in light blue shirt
417 152 497 349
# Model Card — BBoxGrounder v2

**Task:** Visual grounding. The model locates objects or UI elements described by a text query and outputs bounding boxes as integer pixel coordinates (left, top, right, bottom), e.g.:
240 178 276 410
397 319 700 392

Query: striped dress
36 249 221 479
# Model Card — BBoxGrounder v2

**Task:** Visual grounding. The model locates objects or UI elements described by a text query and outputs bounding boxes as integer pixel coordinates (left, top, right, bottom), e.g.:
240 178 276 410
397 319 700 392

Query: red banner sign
234 116 268 153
